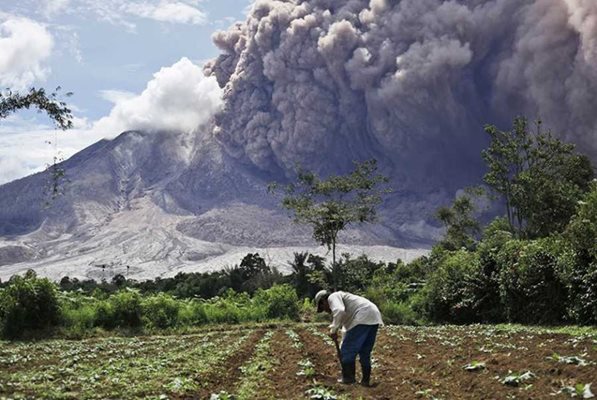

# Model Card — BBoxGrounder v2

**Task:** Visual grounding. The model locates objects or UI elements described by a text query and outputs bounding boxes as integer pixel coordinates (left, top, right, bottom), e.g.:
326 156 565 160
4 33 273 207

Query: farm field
1 324 596 400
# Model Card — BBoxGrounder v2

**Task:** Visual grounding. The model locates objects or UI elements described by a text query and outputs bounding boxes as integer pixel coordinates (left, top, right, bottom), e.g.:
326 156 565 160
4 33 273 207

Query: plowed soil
285 325 597 400
1 324 595 400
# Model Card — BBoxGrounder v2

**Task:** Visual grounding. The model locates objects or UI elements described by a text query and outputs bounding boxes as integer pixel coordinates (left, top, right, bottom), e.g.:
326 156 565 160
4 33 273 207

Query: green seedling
558 383 595 398
286 330 303 349
306 386 337 400
463 361 486 371
297 359 316 378
548 353 589 366
501 371 536 386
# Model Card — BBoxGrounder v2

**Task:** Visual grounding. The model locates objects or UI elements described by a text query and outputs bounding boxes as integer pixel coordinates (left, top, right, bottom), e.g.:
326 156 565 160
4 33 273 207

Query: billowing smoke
204 0 597 240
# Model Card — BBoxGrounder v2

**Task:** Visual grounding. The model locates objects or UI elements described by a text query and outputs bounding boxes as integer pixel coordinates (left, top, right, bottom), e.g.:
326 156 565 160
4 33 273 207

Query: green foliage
270 159 390 275
254 284 299 319
482 117 594 238
379 300 420 325
565 181 597 263
0 87 73 130
422 250 480 323
142 293 181 329
289 252 327 298
107 289 143 329
0 271 61 339
497 238 569 324
435 187 485 251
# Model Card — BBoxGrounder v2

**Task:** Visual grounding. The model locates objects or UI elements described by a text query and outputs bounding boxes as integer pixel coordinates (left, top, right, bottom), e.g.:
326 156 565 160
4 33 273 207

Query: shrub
142 293 181 329
108 289 143 328
497 238 569 324
564 182 597 324
179 299 208 325
422 249 480 324
60 292 99 334
254 284 299 320
0 271 61 339
204 298 243 324
379 301 419 325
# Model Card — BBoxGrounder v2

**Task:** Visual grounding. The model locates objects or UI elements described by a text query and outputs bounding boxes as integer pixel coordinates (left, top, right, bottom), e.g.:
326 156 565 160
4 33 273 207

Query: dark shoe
360 365 372 387
337 362 356 384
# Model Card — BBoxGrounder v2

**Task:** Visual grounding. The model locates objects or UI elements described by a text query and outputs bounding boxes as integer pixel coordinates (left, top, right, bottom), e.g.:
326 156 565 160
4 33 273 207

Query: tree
0 87 73 130
482 117 594 238
435 187 485 251
270 159 391 286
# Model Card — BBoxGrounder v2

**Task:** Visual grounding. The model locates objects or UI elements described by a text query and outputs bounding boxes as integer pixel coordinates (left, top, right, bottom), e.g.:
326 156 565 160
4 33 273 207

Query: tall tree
435 187 485 251
270 159 391 287
482 117 594 238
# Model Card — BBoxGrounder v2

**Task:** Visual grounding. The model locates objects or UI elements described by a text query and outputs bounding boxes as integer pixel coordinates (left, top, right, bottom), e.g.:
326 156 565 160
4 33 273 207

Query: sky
0 0 250 184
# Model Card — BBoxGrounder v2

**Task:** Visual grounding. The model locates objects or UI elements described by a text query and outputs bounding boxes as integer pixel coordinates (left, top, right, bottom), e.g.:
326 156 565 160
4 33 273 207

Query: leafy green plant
548 353 590 366
306 386 337 400
558 383 595 398
297 359 316 378
501 371 536 386
463 361 486 371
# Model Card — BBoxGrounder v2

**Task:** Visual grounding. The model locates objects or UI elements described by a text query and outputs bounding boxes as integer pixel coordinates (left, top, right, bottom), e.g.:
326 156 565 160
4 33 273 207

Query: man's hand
330 331 338 341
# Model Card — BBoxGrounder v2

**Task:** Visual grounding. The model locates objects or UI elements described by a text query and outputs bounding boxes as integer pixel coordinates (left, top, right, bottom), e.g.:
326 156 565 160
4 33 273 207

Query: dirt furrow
187 329 264 400
253 329 311 399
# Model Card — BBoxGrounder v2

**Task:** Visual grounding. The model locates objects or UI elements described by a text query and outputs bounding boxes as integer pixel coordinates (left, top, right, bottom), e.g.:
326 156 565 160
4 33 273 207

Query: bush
179 299 208 325
566 261 597 324
142 293 181 329
60 292 99 335
497 239 569 324
108 289 143 328
254 284 299 320
422 249 480 324
379 301 420 325
0 271 61 339
564 183 597 323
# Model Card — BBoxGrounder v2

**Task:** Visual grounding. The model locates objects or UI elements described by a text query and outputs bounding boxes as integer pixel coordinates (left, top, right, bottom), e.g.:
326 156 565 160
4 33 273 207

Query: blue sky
0 0 250 183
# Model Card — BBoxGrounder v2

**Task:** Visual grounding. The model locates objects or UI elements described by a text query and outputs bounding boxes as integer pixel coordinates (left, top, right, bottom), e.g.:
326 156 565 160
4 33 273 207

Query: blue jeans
340 324 379 367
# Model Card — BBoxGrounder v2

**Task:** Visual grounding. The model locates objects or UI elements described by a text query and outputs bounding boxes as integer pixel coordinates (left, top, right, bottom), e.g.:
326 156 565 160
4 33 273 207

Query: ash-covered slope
0 127 414 281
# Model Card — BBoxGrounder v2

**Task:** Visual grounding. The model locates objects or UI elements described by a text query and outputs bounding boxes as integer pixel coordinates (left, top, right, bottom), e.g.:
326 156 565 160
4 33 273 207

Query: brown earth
255 329 311 399
2 325 595 400
187 330 264 399
260 326 597 400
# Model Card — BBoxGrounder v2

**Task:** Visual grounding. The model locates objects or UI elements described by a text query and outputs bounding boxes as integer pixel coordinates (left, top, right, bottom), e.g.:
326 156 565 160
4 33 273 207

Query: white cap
314 290 329 312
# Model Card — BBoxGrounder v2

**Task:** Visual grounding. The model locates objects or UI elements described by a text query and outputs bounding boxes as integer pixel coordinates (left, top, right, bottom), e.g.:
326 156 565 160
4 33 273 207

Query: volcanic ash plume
205 0 597 182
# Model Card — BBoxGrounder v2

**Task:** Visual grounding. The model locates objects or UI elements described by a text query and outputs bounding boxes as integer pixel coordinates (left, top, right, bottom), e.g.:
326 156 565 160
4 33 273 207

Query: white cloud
124 1 207 25
92 57 222 136
36 1 208 29
0 16 54 89
99 89 136 104
43 0 71 17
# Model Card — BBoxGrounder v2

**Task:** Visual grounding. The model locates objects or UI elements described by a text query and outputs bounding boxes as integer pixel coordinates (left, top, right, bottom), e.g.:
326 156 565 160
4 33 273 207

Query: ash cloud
204 0 597 238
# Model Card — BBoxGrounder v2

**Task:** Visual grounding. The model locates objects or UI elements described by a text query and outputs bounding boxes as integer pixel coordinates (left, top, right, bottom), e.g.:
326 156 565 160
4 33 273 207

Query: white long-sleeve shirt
327 291 383 333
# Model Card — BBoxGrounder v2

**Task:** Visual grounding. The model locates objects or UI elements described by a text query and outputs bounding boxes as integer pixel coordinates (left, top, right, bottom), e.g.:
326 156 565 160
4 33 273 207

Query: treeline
421 117 596 325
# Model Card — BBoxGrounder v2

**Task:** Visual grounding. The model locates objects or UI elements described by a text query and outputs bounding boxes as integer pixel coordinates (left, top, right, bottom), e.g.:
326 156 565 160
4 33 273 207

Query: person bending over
314 290 383 386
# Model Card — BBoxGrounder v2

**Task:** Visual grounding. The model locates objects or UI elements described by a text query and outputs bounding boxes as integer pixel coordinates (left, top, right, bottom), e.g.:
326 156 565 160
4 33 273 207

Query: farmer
314 290 383 386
